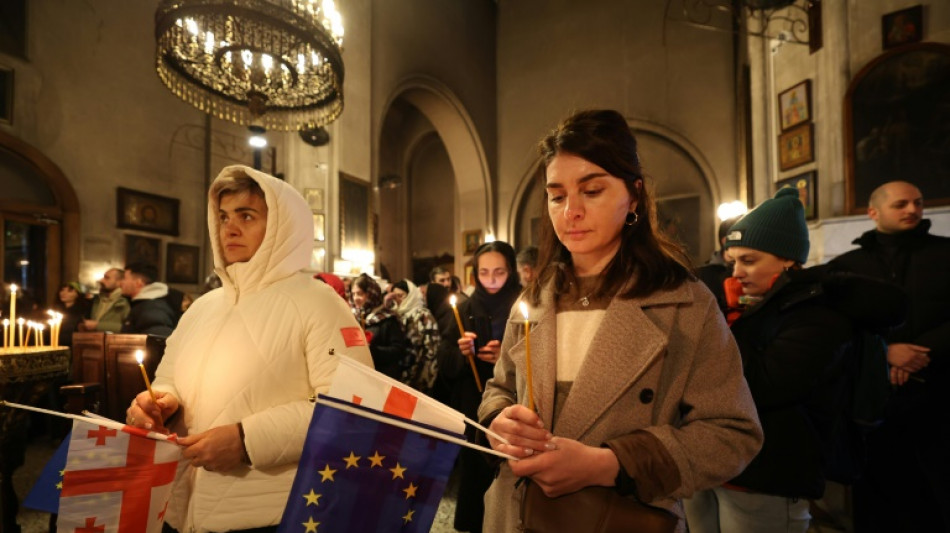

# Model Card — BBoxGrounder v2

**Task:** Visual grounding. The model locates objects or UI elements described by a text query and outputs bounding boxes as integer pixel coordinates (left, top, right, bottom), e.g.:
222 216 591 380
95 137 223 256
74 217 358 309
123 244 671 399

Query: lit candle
450 294 482 392
8 285 16 338
135 349 158 405
36 324 45 347
519 301 535 412
54 313 63 347
24 321 34 347
2 319 8 348
16 318 24 348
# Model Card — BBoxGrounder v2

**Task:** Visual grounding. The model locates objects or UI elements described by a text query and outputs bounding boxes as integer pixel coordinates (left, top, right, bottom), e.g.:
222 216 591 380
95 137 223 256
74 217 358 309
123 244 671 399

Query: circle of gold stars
296 449 426 531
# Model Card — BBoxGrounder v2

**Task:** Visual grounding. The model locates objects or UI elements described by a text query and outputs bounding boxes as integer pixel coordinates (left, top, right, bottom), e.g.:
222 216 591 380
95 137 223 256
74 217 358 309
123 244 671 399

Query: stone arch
378 75 493 275
0 128 81 291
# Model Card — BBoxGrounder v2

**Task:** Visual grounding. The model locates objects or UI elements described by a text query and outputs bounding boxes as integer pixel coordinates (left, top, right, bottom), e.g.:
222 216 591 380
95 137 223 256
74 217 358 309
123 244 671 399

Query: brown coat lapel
524 284 694 441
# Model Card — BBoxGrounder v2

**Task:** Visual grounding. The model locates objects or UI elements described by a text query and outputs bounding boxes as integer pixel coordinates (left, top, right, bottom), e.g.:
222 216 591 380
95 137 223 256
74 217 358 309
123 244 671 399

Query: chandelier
155 0 345 131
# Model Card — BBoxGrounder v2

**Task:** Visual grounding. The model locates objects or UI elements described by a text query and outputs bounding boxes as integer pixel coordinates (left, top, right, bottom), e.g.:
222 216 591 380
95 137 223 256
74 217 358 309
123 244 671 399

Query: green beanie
723 187 809 264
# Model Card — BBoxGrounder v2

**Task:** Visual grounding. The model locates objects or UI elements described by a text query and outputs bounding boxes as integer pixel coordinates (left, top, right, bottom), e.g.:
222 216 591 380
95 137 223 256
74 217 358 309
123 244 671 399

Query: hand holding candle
450 295 483 392
519 301 535 412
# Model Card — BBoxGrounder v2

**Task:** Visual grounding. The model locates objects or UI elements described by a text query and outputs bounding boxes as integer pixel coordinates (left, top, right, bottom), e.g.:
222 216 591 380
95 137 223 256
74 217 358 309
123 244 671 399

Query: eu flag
22 433 70 513
278 395 461 533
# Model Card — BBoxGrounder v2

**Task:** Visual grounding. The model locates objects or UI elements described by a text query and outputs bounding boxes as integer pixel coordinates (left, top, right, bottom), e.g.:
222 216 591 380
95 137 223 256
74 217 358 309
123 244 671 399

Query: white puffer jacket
153 165 373 532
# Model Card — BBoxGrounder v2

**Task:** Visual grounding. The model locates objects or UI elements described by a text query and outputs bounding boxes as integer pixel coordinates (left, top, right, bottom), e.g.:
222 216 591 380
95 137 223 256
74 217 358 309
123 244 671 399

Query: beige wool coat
478 279 763 532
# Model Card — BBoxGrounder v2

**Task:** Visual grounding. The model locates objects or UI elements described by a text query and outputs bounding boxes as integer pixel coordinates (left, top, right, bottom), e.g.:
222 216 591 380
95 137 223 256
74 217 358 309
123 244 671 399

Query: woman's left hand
476 340 501 363
178 424 246 473
509 437 620 497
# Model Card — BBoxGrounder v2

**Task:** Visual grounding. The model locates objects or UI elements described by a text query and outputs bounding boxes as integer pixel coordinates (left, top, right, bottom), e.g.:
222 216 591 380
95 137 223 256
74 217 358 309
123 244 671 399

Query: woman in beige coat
478 110 763 532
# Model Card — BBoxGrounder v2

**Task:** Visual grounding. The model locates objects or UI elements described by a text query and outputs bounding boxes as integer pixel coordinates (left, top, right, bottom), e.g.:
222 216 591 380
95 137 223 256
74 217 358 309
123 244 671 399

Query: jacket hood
134 282 169 301
209 165 313 298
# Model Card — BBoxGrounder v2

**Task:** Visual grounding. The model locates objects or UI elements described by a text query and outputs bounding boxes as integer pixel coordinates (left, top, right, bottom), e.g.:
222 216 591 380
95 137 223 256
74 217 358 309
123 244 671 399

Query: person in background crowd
425 281 456 404
429 266 452 289
314 272 346 300
828 180 950 532
478 109 762 532
386 279 441 394
696 215 743 311
52 281 90 347
119 262 178 337
127 166 372 533
351 273 410 381
439 240 522 532
516 245 539 286
685 188 905 532
81 267 130 333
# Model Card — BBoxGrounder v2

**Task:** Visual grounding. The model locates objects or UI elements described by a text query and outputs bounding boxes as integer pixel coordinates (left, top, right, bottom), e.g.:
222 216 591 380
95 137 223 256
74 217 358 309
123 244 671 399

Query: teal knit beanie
723 187 809 264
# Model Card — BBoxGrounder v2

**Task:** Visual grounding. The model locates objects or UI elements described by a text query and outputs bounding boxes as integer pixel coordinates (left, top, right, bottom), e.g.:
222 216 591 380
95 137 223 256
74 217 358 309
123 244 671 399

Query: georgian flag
328 357 465 435
57 419 182 533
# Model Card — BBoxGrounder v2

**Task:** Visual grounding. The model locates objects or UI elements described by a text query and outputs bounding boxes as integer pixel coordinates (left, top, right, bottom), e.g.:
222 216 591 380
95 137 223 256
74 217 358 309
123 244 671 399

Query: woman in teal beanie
685 187 906 532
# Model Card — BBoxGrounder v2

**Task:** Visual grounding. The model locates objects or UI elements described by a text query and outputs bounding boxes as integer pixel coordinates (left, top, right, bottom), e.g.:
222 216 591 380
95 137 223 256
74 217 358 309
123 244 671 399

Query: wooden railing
62 332 166 421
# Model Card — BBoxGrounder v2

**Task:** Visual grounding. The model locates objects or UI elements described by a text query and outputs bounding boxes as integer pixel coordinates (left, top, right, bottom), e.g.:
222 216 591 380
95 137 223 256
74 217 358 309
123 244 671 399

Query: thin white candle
519 301 535 412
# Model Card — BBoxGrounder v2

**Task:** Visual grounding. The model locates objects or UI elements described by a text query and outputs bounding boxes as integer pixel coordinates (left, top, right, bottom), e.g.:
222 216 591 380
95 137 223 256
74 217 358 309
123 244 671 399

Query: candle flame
135 349 145 364
17 318 24 325
449 294 457 307
519 301 529 320
2 319 8 326
9 284 16 294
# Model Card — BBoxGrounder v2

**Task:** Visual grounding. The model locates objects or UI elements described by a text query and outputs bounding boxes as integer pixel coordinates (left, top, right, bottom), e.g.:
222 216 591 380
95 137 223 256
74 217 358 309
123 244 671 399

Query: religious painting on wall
776 171 818 221
778 123 815 171
778 79 811 131
125 235 161 273
656 195 701 264
462 230 482 256
339 173 371 253
846 43 950 213
882 5 922 50
116 187 180 236
165 243 200 284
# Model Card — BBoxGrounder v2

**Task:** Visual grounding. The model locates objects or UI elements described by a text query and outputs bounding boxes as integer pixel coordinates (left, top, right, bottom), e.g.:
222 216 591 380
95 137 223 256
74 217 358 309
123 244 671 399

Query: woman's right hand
457 331 477 357
488 404 554 459
127 390 179 433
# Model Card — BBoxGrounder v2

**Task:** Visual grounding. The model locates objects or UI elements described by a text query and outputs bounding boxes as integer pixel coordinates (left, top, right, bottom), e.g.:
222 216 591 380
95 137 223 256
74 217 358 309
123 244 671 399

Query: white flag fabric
328 357 466 434
57 419 182 533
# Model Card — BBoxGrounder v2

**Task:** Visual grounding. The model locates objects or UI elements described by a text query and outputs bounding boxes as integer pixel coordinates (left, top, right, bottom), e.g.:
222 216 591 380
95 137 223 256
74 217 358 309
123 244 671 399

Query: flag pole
0 401 176 442
463 417 511 446
316 398 519 462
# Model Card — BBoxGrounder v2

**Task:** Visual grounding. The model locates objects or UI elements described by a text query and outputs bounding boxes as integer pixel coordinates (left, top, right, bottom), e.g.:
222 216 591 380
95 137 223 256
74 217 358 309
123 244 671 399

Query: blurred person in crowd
351 273 410 381
81 267 130 333
516 245 539 286
119 262 178 337
440 240 523 532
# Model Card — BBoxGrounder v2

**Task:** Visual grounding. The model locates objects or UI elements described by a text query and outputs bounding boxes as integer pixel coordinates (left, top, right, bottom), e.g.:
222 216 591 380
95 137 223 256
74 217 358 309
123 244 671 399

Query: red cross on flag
57 419 182 533
327 357 465 435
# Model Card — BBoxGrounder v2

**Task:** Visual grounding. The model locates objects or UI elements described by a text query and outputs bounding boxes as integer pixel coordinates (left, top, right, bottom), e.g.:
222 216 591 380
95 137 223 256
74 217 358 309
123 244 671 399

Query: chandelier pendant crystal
155 0 345 131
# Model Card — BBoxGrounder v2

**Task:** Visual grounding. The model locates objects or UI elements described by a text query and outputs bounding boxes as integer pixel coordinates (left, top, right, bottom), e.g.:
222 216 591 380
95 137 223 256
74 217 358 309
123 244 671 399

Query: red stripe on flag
340 327 367 347
382 387 417 419
352 395 363 405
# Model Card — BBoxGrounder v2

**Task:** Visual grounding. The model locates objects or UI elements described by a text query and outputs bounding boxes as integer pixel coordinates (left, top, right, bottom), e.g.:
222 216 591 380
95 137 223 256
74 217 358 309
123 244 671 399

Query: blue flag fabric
278 396 461 533
22 432 70 514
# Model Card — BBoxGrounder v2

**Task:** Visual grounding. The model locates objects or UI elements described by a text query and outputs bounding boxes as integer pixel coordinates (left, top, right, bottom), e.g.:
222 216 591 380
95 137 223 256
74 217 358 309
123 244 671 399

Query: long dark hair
527 109 692 305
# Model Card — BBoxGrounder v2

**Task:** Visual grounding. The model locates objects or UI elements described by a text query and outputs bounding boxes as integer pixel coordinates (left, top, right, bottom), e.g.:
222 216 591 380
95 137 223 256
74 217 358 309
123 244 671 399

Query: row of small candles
3 284 65 349
448 295 535 412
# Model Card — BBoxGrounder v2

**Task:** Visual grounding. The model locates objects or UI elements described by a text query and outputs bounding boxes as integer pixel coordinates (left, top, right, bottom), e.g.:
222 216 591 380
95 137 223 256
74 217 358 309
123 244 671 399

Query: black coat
121 298 177 337
728 266 905 498
366 313 410 381
829 220 950 406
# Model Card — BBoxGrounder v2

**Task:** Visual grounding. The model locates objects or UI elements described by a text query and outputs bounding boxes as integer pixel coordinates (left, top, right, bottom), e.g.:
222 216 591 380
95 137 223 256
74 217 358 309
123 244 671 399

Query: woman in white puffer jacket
128 165 373 532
